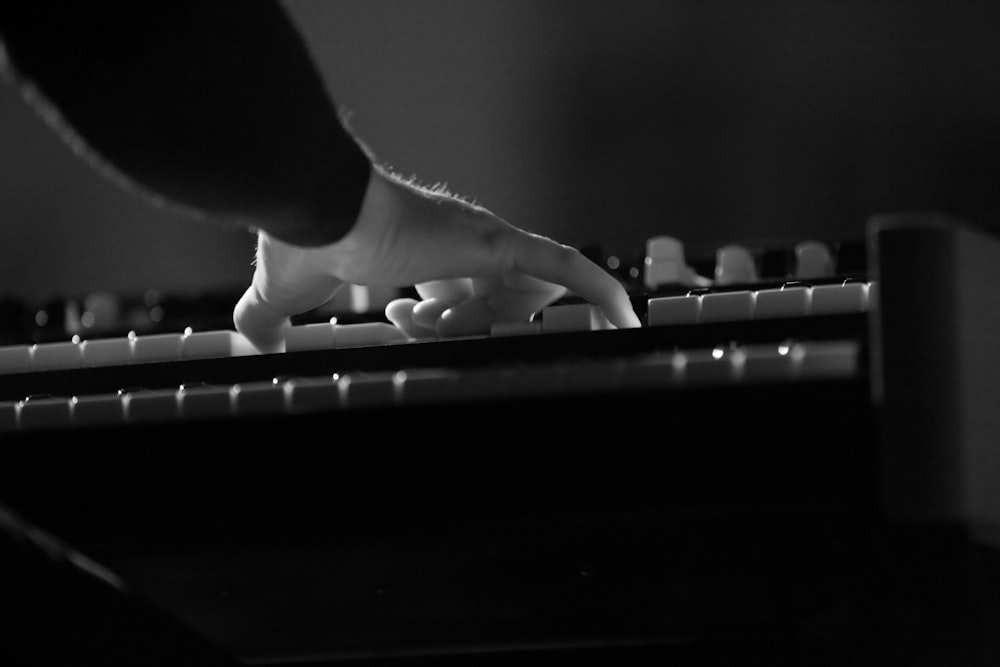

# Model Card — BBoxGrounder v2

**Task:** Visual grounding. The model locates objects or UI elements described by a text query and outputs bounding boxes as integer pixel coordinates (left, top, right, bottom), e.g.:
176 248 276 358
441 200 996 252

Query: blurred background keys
794 241 835 280
714 244 759 285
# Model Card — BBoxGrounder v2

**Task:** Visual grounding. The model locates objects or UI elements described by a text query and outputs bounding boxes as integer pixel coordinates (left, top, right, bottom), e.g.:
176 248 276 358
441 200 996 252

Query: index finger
509 230 641 329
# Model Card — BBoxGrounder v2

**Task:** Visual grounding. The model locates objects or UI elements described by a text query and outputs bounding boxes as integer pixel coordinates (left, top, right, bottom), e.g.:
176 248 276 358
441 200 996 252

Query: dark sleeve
0 1 373 247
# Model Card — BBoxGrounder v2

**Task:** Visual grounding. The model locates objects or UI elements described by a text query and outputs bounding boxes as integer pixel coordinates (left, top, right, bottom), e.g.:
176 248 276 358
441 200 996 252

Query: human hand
233 166 641 353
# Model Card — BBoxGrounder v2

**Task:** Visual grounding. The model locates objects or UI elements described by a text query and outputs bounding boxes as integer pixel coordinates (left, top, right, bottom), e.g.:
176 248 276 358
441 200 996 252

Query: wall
1 0 998 300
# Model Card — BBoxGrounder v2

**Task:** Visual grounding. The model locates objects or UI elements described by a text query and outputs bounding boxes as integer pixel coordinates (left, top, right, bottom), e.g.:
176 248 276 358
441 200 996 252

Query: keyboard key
490 321 541 337
232 380 288 416
80 336 134 367
18 396 73 430
619 352 682 391
338 372 399 409
285 375 341 413
810 282 869 315
333 322 409 348
741 343 798 383
285 321 336 352
396 368 461 405
502 364 570 398
32 340 84 371
179 384 234 421
450 367 506 403
700 291 755 323
754 286 810 319
132 333 184 363
0 401 18 431
541 303 614 333
124 388 181 424
0 345 32 374
647 294 701 327
72 393 125 427
682 347 739 385
182 330 257 360
797 341 859 379
562 357 628 394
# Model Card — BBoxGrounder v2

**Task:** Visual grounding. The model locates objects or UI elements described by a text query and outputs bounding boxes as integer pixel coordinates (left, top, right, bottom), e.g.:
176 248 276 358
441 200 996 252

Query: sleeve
0 0 373 247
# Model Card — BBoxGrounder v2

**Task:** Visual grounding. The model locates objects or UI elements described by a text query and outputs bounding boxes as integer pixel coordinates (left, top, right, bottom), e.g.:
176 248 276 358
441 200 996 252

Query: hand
233 166 641 353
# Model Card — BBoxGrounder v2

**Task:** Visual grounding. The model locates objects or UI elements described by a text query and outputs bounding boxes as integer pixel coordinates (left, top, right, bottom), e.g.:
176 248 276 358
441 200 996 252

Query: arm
1 1 640 351
0 0 369 247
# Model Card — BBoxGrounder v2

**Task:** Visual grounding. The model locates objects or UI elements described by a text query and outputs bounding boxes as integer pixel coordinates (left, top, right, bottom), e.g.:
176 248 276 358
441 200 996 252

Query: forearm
0 1 372 246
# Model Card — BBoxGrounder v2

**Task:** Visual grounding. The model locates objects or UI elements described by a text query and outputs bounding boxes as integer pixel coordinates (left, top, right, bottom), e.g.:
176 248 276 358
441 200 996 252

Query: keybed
0 236 873 433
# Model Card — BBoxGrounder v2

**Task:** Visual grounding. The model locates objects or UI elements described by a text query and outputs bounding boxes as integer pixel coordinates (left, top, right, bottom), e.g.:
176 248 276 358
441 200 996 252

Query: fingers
412 278 474 329
385 298 436 338
234 231 347 353
412 299 452 330
508 231 641 329
437 298 495 337
233 284 292 354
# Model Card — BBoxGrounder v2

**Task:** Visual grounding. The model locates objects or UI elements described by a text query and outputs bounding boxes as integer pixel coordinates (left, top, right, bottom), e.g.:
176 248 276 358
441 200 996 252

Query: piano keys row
647 280 875 326
0 282 874 377
0 339 860 432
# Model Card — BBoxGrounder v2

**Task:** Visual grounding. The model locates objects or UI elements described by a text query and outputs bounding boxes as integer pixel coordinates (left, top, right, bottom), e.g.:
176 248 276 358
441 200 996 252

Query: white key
72 393 125 427
490 321 542 337
81 337 134 367
396 368 461 405
562 358 628 394
683 347 738 385
699 291 755 323
810 283 869 315
619 352 682 391
18 396 73 430
714 245 758 285
451 367 506 403
182 330 257 360
232 380 288 416
285 321 337 352
502 364 570 398
794 241 835 280
754 286 811 319
285 375 341 413
647 294 701 326
124 388 181 423
0 345 32 374
338 372 399 409
179 385 235 421
132 333 184 363
32 340 84 371
541 303 614 334
333 322 409 348
0 401 18 431
741 343 798 383
797 341 860 379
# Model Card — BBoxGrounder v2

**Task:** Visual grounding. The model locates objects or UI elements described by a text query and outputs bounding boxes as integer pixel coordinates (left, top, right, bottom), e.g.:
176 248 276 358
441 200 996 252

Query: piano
0 212 998 665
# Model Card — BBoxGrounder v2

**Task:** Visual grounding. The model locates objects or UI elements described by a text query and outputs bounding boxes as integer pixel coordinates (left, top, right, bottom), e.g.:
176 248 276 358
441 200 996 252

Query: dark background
2 0 999 300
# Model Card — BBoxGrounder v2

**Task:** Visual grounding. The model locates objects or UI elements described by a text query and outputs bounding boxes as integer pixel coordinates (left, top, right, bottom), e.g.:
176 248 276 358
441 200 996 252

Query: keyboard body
1 215 998 665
